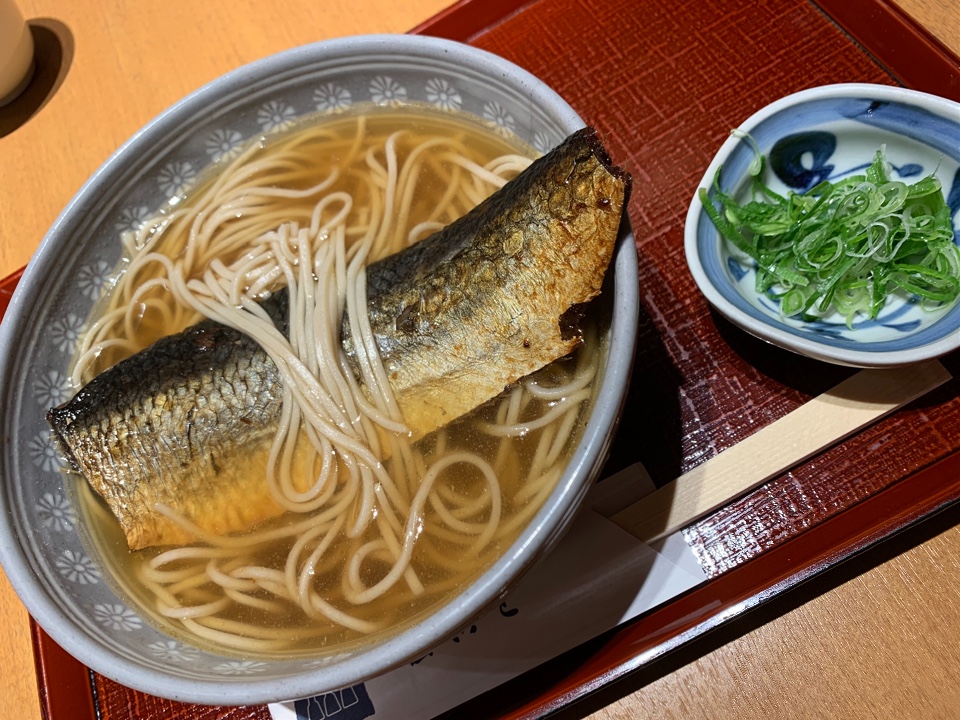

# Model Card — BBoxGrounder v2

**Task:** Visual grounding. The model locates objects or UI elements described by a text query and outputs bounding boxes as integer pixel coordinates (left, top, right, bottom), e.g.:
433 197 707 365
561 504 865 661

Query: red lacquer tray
4 0 960 718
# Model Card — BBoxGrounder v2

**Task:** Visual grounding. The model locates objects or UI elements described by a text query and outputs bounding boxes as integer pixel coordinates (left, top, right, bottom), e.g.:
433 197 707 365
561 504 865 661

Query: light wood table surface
1 1 958 718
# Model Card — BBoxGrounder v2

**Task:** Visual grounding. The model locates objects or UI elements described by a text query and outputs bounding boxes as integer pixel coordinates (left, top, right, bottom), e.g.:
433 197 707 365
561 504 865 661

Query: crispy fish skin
48 127 630 550
342 126 630 439
48 297 289 549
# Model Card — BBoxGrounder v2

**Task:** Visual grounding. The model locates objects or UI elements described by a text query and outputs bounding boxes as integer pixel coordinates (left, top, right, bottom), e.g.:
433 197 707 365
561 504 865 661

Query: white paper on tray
270 463 707 720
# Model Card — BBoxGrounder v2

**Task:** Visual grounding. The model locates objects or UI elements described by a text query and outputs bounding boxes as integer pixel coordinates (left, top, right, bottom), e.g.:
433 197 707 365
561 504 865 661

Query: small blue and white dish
686 83 960 367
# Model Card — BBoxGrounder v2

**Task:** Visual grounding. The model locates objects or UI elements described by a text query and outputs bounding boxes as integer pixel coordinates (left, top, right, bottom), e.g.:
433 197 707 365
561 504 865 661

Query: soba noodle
74 106 600 656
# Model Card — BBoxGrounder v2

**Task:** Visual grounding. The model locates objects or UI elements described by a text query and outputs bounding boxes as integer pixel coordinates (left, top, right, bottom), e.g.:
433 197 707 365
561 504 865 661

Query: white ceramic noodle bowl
0 35 639 703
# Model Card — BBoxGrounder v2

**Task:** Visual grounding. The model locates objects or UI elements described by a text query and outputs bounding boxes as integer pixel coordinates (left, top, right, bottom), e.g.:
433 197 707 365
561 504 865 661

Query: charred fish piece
342 126 630 440
48 295 291 549
48 126 631 550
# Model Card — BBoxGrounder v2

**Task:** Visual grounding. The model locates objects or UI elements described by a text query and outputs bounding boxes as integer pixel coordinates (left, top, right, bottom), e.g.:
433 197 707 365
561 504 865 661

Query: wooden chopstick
610 360 953 543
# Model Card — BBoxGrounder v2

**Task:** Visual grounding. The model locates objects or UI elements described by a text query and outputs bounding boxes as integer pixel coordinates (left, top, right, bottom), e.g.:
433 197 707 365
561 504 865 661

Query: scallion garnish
700 144 960 327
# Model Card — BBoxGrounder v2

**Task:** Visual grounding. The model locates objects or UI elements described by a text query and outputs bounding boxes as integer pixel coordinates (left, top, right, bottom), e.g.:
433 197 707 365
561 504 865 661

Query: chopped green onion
701 145 960 327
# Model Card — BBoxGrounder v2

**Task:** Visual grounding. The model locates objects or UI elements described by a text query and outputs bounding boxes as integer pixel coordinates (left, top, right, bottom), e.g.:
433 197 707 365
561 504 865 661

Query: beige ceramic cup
0 0 34 106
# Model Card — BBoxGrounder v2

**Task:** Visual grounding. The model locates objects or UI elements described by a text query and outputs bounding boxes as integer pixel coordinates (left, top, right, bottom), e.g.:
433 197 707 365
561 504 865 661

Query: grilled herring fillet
48 127 631 549
342 127 629 440
49 297 291 549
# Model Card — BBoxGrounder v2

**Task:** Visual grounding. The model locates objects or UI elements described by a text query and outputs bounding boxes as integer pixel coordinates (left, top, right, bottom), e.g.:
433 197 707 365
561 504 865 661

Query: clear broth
74 105 598 658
